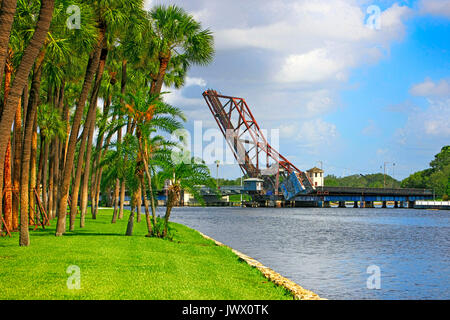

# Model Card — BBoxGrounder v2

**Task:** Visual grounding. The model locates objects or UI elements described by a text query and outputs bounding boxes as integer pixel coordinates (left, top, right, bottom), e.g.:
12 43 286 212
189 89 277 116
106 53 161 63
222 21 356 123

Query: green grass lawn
0 208 292 300
229 194 252 202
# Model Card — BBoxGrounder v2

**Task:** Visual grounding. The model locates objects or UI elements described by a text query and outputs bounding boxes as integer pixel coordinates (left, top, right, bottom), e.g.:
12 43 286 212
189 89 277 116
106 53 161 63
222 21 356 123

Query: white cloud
185 76 207 87
395 98 450 144
409 77 450 97
276 49 349 83
281 118 338 144
211 1 411 84
162 77 210 123
362 119 381 136
419 0 450 19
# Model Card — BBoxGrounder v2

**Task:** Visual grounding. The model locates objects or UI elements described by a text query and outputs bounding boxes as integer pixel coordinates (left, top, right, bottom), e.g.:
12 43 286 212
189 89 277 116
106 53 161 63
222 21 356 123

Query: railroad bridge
196 185 433 208
276 186 433 208
202 89 433 208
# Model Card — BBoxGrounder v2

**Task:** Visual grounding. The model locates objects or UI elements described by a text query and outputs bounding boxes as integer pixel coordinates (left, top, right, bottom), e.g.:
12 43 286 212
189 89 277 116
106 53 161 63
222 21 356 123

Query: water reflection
167 206 450 300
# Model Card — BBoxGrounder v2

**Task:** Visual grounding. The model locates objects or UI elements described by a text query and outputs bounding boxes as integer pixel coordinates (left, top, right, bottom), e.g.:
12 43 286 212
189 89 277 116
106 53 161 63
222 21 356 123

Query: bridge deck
315 186 432 197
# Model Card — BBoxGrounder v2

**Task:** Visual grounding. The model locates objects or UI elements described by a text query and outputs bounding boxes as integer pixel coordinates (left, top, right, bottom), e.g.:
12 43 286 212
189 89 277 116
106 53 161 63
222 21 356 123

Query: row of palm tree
0 0 217 246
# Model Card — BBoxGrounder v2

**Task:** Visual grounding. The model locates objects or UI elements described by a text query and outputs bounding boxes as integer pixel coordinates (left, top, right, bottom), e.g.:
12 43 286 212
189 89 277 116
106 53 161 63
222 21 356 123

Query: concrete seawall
197 231 324 300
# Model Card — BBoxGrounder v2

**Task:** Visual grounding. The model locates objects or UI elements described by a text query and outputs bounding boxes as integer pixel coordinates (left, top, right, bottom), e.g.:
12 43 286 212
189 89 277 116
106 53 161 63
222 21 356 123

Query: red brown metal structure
202 89 314 196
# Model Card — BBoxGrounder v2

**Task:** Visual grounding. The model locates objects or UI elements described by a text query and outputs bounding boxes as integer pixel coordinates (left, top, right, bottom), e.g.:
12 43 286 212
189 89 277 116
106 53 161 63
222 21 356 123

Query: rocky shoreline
197 231 324 300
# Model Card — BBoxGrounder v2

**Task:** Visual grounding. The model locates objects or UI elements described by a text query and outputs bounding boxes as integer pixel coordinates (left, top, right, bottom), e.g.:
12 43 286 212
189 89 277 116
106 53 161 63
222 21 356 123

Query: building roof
244 178 264 182
307 167 324 173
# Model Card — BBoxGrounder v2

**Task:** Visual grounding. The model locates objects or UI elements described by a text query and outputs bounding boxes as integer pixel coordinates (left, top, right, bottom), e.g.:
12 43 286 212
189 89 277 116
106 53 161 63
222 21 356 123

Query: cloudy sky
145 0 450 180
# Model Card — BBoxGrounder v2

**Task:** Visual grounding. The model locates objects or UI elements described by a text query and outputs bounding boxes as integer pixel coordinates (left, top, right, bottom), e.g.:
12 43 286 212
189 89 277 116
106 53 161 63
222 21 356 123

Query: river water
163 206 449 300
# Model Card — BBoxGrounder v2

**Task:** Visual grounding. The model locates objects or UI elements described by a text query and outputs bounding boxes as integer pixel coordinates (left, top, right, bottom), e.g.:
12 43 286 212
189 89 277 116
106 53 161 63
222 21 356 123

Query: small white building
243 178 264 192
307 167 324 187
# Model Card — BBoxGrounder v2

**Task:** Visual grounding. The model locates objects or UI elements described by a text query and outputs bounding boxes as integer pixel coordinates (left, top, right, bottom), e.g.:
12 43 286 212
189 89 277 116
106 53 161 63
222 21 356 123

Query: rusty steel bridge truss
202 89 315 197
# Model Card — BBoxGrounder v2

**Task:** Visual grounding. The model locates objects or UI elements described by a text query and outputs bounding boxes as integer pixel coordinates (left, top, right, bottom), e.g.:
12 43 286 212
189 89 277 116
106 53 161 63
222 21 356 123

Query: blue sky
146 0 450 180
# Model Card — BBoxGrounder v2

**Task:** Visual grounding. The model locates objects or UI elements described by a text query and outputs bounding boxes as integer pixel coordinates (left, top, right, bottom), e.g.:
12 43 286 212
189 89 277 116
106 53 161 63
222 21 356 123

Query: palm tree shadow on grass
28 228 122 237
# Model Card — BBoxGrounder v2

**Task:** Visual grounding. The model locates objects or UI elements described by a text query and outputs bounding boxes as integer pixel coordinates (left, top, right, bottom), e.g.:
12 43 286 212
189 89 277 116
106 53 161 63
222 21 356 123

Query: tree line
323 146 450 200
324 173 401 189
401 146 450 200
0 0 217 246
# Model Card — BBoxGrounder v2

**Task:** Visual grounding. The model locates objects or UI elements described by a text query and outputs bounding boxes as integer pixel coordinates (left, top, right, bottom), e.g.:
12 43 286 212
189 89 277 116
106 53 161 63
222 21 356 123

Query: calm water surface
156 206 449 299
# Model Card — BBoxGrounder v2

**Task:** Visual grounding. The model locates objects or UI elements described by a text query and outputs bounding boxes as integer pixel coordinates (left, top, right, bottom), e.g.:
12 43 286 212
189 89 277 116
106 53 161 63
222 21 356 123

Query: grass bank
0 209 292 300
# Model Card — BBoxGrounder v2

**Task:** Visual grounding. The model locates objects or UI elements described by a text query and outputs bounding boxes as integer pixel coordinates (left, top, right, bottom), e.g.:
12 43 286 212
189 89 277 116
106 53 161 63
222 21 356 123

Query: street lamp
382 162 395 188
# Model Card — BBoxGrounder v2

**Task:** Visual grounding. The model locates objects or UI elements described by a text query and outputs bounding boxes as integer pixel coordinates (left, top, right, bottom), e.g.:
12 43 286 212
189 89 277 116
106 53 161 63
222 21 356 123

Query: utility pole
240 175 243 205
392 163 396 188
383 162 395 188
215 160 220 189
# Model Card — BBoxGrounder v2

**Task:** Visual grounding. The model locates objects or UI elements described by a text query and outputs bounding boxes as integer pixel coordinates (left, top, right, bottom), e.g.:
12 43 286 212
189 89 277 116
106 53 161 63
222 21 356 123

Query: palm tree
158 153 217 238
121 90 185 236
149 4 214 95
0 0 54 236
36 102 66 216
55 0 144 236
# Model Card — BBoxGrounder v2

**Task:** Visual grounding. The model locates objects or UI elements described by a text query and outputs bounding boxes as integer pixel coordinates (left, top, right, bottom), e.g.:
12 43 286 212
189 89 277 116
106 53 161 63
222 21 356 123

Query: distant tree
401 146 450 197
324 173 400 188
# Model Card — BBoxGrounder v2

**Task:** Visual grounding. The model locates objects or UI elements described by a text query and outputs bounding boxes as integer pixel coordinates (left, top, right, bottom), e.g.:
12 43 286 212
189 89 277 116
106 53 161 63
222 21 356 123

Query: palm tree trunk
92 113 115 216
111 179 120 223
119 180 126 219
0 0 54 222
12 97 22 225
136 186 142 223
56 28 105 236
0 0 17 84
80 112 96 220
52 138 60 217
2 141 12 231
29 114 38 224
111 121 122 223
20 58 46 247
70 114 91 230
2 52 13 230
139 177 152 237
125 210 135 236
138 138 158 235
30 48 46 208
91 91 112 217
80 46 107 221
41 138 49 212
70 77 98 230
151 52 171 95
163 188 178 238
47 143 54 219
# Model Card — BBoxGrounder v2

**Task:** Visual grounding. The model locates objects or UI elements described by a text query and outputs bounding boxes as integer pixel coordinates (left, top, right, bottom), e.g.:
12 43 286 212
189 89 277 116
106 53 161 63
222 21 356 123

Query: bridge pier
364 201 375 208
353 201 359 208
394 201 399 208
338 201 346 208
382 201 387 208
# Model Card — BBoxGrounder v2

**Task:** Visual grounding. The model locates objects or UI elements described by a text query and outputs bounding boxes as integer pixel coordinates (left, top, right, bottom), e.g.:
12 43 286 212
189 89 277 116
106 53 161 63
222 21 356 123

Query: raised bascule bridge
202 90 433 208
